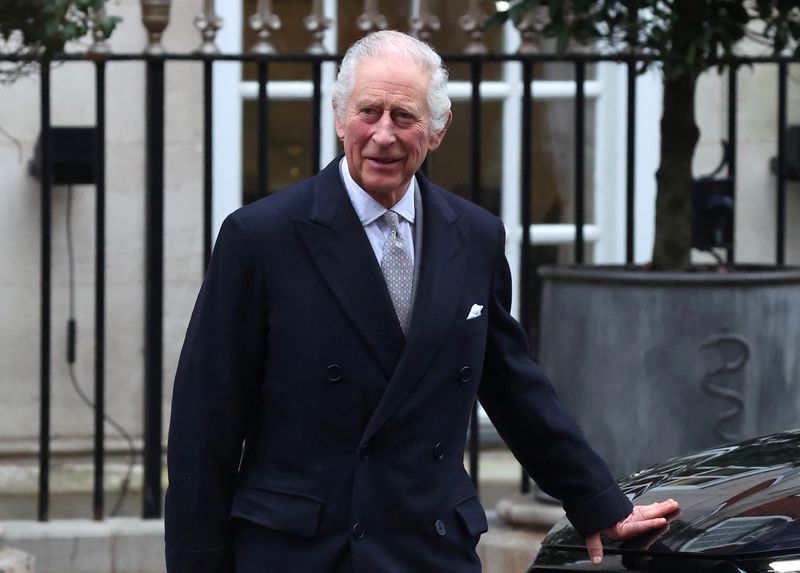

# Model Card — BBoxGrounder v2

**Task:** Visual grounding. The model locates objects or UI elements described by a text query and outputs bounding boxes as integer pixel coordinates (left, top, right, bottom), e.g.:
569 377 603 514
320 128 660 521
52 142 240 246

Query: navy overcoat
165 157 632 572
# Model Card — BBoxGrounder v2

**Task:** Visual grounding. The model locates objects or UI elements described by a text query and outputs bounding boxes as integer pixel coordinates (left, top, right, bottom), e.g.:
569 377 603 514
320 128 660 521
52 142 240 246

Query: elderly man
165 30 676 573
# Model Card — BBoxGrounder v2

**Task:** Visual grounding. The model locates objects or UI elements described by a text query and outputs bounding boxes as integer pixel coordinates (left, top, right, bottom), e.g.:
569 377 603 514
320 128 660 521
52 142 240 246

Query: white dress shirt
340 157 416 266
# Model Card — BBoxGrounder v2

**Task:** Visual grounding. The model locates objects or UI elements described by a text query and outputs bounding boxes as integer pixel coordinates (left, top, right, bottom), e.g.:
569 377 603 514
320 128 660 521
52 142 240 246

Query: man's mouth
367 157 401 165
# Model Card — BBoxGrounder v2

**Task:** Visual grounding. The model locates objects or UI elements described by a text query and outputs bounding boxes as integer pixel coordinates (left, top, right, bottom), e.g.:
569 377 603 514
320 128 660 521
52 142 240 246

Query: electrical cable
66 184 136 517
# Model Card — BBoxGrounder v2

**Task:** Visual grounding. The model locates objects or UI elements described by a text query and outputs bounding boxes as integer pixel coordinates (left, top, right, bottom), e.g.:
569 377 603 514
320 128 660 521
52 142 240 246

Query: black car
530 429 800 573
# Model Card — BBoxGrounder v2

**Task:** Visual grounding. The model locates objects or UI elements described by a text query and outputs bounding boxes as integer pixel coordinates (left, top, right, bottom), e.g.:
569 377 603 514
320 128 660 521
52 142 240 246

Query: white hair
333 30 451 135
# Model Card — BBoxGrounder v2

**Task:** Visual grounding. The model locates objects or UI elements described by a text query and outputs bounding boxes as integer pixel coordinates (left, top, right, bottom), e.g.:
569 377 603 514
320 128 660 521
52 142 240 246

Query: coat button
458 366 472 383
326 364 343 382
359 443 370 461
432 442 444 460
352 522 365 540
434 519 447 536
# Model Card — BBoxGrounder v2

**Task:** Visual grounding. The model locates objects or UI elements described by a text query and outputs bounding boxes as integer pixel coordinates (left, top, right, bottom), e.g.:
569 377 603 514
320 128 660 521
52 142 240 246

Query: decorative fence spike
459 0 488 54
516 7 548 54
195 0 223 55
89 0 111 55
304 0 332 54
356 0 387 34
249 0 282 55
409 0 440 41
140 0 171 54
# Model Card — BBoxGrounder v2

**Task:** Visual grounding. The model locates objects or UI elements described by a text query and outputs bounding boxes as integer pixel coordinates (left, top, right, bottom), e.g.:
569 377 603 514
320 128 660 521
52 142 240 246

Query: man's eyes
393 111 416 124
357 107 419 125
359 107 380 119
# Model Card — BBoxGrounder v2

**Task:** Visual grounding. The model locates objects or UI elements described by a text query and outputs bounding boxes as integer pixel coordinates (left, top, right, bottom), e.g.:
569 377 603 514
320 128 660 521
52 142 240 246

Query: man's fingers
612 499 678 538
635 499 679 520
585 532 604 566
618 517 668 538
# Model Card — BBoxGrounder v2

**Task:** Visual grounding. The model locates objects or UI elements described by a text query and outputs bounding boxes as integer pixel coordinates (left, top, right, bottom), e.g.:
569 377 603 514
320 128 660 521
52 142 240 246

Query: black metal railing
37 61 52 523
4 50 795 521
93 60 107 522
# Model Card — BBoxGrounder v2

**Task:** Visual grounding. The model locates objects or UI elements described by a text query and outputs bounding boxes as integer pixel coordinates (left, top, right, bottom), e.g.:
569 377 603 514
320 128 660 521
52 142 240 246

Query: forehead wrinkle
351 87 426 115
353 95 422 112
350 57 432 104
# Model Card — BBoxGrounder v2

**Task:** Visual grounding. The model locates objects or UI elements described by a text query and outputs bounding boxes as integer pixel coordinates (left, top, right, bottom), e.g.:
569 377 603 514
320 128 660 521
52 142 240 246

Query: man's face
335 54 450 208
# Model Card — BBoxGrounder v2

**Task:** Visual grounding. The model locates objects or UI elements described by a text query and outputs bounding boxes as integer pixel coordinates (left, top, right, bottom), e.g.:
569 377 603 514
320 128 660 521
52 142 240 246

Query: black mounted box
770 125 800 182
28 126 97 185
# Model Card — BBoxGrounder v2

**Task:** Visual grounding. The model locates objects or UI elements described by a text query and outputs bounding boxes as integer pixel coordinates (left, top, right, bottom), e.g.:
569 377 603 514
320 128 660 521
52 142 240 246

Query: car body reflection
531 429 800 572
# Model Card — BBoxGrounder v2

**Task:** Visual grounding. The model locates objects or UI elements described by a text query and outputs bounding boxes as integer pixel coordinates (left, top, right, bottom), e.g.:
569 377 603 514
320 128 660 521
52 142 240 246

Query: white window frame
213 3 663 288
214 4 663 429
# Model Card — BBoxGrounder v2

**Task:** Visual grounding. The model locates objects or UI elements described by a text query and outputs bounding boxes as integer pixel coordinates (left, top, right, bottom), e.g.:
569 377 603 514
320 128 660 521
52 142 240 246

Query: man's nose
371 111 396 147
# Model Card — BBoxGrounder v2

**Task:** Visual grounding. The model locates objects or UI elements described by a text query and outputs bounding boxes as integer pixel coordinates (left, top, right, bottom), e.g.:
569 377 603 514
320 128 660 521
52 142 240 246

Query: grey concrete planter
538 265 800 478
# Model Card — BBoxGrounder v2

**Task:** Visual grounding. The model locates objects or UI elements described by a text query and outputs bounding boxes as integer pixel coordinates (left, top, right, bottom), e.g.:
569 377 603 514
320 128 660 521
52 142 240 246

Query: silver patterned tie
381 210 413 334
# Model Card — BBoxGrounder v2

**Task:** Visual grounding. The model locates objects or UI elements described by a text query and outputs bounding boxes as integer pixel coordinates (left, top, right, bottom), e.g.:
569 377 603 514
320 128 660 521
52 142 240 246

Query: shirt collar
340 157 416 227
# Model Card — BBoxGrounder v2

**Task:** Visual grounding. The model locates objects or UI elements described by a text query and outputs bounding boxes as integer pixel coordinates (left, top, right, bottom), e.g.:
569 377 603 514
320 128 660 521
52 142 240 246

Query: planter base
538 265 800 478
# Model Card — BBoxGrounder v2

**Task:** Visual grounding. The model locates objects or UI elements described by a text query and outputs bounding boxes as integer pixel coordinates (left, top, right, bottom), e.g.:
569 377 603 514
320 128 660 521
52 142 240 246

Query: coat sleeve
165 212 268 572
477 219 632 538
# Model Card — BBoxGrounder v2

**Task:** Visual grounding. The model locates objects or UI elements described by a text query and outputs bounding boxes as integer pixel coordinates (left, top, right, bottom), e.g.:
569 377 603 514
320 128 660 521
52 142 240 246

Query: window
213 1 663 310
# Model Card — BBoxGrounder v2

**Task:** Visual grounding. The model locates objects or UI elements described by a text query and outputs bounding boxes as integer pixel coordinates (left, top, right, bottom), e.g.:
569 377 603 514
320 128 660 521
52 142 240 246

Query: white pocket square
466 304 484 320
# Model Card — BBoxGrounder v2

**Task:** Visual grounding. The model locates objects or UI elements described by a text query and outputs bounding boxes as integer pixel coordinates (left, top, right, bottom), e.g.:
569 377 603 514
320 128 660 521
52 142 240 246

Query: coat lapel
293 159 406 379
362 174 469 442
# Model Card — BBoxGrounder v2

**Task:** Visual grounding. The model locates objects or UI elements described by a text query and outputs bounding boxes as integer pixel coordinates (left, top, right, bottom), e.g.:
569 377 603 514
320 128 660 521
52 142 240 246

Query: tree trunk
651 72 699 270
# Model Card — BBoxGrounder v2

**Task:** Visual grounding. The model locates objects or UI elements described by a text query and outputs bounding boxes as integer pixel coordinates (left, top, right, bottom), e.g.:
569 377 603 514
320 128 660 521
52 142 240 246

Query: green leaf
99 16 121 38
556 30 569 53
62 22 77 39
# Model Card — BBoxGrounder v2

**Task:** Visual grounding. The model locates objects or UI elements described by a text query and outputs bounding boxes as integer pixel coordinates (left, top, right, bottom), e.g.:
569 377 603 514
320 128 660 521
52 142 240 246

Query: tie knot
383 210 400 232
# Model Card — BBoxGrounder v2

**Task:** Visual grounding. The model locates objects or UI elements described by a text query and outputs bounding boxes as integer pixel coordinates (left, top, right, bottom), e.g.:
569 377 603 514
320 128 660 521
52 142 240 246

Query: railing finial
304 0 332 54
459 0 488 54
140 0 172 55
89 0 111 56
356 0 387 35
249 0 282 55
516 7 548 54
409 0 440 42
195 0 223 55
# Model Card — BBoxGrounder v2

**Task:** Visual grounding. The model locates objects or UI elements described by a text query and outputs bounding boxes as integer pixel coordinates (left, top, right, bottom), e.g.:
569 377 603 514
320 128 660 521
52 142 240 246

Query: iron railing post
143 57 166 519
727 65 738 265
312 59 322 175
519 59 534 495
574 60 586 263
257 60 270 199
93 59 108 520
625 59 636 264
38 62 53 523
203 58 214 271
776 61 787 266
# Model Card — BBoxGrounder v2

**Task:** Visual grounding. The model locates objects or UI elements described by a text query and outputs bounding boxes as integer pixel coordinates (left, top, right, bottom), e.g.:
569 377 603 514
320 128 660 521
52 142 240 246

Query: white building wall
0 0 205 454
0 3 797 461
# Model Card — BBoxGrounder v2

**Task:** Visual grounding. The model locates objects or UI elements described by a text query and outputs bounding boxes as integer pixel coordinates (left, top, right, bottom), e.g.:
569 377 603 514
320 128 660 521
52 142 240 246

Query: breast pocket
454 311 488 336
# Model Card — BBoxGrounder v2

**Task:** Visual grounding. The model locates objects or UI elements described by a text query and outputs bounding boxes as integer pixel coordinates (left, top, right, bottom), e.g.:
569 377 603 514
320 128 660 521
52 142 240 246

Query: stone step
0 547 36 573
3 519 163 573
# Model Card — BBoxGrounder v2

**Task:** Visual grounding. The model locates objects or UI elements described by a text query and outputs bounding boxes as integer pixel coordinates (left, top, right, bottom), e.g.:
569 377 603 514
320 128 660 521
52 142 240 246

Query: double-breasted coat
164 157 632 572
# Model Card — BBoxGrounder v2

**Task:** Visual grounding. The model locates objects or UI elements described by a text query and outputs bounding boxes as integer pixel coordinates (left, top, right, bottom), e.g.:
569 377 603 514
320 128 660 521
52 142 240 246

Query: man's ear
427 111 453 151
333 103 346 140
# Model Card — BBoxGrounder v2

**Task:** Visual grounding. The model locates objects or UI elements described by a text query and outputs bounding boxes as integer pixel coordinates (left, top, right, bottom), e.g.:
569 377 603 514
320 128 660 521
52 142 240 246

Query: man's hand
585 499 679 565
